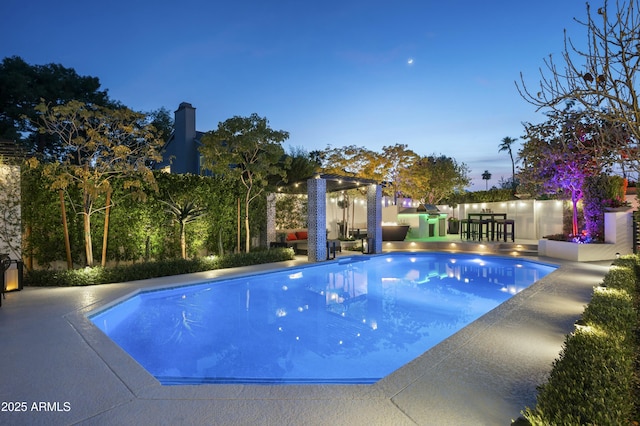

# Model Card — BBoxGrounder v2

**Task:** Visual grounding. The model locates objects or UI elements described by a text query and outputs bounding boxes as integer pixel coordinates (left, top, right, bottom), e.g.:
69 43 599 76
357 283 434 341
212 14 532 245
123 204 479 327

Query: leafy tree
498 136 518 190
200 113 290 253
481 170 492 190
497 176 518 191
147 107 174 146
279 146 319 185
315 143 419 200
32 100 164 266
380 143 419 201
316 144 384 182
401 155 470 205
517 1 639 177
0 56 115 158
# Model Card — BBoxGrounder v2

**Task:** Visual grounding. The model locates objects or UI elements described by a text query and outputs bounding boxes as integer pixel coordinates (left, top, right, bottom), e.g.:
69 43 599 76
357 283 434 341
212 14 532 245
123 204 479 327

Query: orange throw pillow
286 233 298 241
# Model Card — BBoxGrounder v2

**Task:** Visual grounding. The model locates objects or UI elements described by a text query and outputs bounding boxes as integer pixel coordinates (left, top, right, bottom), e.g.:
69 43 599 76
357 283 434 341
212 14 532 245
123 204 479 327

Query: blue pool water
90 253 556 385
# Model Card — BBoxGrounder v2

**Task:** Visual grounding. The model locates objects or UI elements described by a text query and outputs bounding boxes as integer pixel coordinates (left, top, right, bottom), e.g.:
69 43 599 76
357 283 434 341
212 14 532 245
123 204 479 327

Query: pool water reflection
89 253 556 385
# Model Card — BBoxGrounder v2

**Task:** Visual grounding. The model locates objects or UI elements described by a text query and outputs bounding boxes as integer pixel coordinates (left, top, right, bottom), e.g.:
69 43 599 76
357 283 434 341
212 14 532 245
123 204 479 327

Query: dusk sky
3 1 589 189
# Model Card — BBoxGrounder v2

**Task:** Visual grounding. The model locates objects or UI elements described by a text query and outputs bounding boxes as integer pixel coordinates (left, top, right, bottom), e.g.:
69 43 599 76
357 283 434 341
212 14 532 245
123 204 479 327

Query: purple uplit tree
543 147 594 237
519 110 605 238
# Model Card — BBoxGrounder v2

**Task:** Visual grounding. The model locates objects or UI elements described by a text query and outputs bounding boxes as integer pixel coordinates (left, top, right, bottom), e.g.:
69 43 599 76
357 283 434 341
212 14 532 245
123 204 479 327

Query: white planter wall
437 199 564 240
537 211 633 261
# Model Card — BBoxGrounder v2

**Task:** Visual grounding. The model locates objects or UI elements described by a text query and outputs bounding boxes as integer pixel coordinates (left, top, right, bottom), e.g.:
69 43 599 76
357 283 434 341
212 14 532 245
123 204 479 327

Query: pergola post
307 177 327 262
367 184 382 254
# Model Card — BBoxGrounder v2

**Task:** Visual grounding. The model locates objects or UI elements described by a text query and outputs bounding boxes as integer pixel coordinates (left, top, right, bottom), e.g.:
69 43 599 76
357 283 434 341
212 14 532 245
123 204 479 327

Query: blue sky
3 1 588 189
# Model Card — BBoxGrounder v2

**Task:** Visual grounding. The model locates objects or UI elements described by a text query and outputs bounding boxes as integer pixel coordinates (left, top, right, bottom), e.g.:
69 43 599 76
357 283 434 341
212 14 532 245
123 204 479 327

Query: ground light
1 254 22 307
573 318 590 332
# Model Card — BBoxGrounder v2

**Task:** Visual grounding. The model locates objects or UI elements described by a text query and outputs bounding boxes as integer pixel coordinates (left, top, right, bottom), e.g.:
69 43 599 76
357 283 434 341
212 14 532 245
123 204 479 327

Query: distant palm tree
498 136 518 190
482 170 492 190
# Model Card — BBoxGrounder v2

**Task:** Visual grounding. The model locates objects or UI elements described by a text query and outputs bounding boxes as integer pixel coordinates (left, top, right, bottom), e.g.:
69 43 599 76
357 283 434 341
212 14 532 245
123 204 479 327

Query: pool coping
75 253 559 395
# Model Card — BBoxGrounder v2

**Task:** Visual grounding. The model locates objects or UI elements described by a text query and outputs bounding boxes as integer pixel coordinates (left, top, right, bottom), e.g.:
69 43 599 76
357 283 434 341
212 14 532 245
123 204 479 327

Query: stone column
367 184 382 254
307 177 327 262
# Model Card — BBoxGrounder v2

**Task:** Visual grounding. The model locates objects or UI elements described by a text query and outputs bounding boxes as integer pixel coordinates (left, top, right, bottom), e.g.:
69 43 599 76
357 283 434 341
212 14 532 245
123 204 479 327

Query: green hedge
24 248 295 287
21 168 264 267
518 256 639 425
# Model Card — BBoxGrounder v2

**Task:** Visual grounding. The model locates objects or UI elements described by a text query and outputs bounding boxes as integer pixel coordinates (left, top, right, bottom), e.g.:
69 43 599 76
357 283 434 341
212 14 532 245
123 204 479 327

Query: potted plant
447 216 460 234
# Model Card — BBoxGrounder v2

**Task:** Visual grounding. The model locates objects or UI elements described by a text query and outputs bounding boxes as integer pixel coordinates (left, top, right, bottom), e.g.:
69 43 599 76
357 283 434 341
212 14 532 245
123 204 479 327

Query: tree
482 170 492 190
380 144 420 202
279 146 319 184
316 144 384 182
0 56 115 158
147 107 174 145
401 155 470 205
200 113 289 253
498 137 518 190
32 100 164 267
160 197 205 259
497 176 518 191
518 109 603 236
315 143 420 200
517 1 639 177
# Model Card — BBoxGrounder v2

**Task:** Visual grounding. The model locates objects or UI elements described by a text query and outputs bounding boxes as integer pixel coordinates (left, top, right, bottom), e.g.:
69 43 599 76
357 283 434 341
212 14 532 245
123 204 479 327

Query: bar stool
486 218 497 241
470 219 489 241
495 219 515 242
503 219 515 242
460 219 471 240
477 219 491 241
494 219 505 240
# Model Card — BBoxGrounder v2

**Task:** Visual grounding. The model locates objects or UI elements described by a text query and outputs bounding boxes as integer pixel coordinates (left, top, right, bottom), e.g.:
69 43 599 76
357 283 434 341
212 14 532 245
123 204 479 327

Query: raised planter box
538 239 621 262
447 220 460 234
340 240 359 251
538 211 633 261
382 225 410 241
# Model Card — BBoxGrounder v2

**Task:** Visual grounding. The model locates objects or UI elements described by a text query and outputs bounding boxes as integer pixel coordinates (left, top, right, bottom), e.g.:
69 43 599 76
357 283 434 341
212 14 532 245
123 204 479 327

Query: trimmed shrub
25 248 295 287
519 256 639 425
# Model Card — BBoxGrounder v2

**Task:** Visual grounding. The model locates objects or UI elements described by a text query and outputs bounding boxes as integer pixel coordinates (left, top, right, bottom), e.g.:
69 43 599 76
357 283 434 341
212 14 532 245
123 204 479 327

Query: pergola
267 174 383 262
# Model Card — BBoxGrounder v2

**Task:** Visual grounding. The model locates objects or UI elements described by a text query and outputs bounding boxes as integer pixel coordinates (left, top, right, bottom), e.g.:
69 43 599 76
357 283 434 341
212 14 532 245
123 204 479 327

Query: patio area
0 251 611 425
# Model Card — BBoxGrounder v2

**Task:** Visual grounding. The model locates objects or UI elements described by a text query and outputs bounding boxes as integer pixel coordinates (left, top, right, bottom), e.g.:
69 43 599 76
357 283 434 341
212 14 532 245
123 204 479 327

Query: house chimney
174 102 198 173
175 102 196 145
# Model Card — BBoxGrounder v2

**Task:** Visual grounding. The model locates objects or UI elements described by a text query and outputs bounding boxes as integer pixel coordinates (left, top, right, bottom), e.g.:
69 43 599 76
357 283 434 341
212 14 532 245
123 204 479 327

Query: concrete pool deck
0 253 612 425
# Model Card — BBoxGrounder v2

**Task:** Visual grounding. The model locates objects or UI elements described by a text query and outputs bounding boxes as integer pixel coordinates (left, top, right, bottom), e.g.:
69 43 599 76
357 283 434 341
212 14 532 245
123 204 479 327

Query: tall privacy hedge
21 167 269 268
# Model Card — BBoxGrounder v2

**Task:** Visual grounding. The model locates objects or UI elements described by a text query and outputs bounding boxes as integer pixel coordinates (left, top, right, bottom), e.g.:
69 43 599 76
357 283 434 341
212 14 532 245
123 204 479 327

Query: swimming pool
89 252 557 385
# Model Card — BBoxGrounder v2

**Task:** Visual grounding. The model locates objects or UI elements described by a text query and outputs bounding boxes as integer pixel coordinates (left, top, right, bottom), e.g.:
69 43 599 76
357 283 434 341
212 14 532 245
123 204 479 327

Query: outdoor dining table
465 213 507 241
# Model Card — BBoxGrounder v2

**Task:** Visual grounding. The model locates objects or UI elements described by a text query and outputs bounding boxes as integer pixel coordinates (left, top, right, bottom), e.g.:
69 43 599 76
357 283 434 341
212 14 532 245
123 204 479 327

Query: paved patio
0 252 611 425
